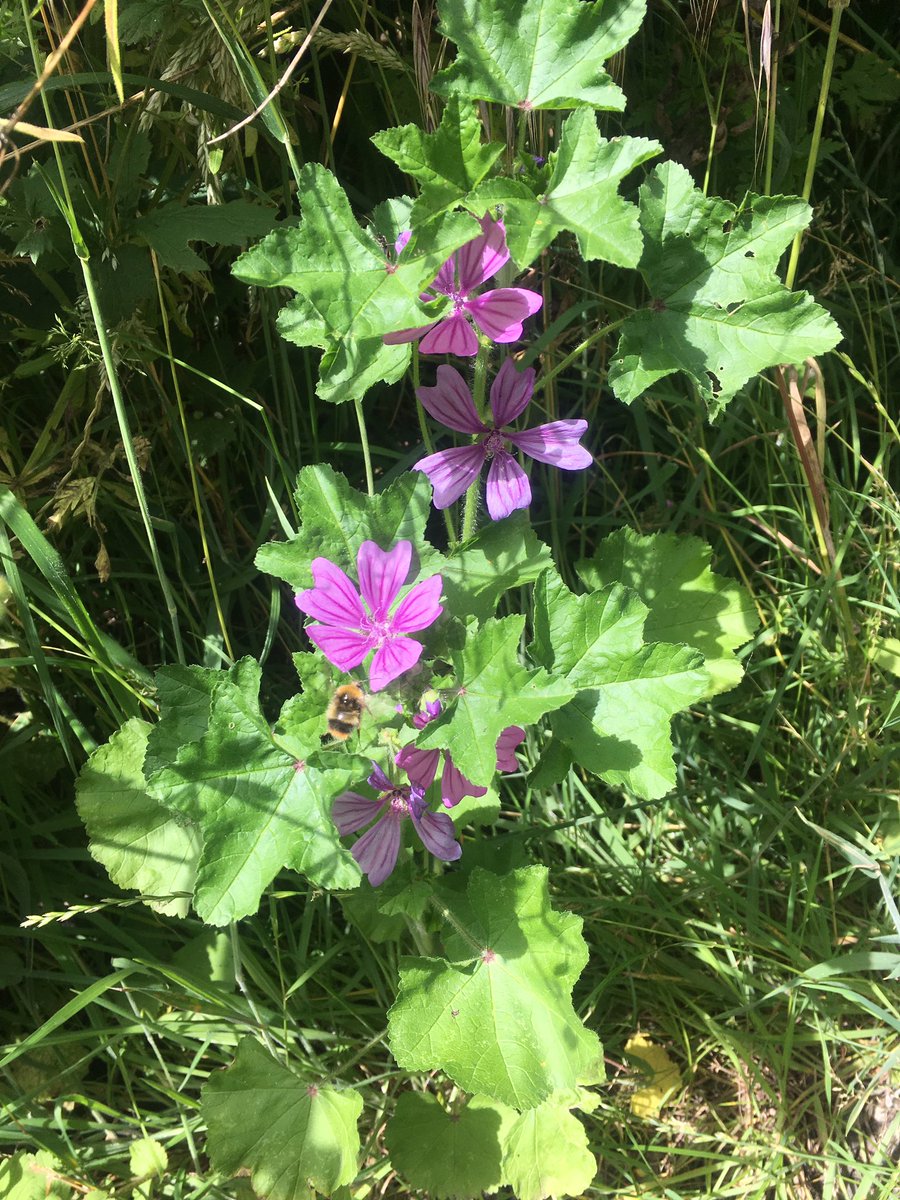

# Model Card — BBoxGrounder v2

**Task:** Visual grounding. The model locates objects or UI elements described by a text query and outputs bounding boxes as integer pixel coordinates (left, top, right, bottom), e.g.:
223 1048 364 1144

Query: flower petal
396 743 441 790
485 450 532 520
411 807 462 863
440 754 488 809
352 811 402 886
383 321 438 345
495 726 525 773
417 366 487 434
357 540 410 620
465 287 542 343
391 573 443 634
457 215 510 293
295 558 365 627
306 625 372 672
415 444 486 509
369 636 423 691
489 358 536 428
367 761 394 793
333 791 383 835
395 230 412 255
507 420 592 469
431 255 457 296
419 313 479 356
413 699 443 730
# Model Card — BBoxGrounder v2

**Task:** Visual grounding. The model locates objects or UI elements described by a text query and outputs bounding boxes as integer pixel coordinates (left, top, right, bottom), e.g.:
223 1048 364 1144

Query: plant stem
763 0 781 196
80 264 186 663
354 397 375 496
460 342 490 542
23 2 185 663
784 0 847 289
152 254 234 661
413 348 457 546
532 316 629 395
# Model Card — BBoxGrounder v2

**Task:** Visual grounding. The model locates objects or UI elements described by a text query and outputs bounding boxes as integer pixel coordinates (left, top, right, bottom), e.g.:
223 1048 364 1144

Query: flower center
483 429 507 459
362 614 394 641
388 788 411 817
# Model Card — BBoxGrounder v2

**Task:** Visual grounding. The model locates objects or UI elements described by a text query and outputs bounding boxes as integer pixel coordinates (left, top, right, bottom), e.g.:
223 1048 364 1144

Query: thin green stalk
461 342 490 542
532 316 628 395
763 0 781 195
79 264 186 663
152 255 234 661
23 3 185 663
784 0 847 289
413 348 457 545
354 398 375 497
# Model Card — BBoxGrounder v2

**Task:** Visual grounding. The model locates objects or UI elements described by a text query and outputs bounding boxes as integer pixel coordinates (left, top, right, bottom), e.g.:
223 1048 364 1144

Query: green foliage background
1 1 898 1198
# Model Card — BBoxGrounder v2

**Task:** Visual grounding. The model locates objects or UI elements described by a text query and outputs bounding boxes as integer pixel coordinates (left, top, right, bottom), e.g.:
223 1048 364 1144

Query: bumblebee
326 683 366 740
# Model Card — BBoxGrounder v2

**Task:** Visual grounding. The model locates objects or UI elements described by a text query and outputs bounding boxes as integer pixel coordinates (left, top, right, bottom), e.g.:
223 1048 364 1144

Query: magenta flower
295 540 442 692
396 700 526 808
383 215 542 356
414 359 593 520
333 762 461 887
495 725 526 772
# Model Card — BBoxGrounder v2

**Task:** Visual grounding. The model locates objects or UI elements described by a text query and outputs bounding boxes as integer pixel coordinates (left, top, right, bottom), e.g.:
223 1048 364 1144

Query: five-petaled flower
383 215 542 356
333 761 461 887
295 540 442 692
414 358 593 520
396 699 526 808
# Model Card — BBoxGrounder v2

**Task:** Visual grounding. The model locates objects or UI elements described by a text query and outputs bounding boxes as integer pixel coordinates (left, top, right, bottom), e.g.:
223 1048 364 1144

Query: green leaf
132 200 277 272
474 108 660 268
146 659 361 924
203 1038 362 1200
256 466 441 590
415 616 575 786
170 929 234 987
431 0 647 111
76 719 201 919
385 1092 516 1198
608 161 842 415
145 659 261 779
530 571 708 798
441 512 553 623
372 96 504 216
448 784 501 829
388 866 604 1109
129 1137 167 1180
0 1153 71 1200
232 165 478 399
577 529 758 698
501 1096 597 1200
312 336 410 406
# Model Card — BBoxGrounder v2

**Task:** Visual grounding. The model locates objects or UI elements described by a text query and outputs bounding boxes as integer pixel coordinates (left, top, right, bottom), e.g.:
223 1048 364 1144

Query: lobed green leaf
203 1038 362 1200
388 866 604 1109
608 161 842 415
431 0 647 111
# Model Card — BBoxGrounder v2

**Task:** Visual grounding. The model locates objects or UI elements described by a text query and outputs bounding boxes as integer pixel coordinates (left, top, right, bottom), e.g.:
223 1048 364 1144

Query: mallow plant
75 0 841 1195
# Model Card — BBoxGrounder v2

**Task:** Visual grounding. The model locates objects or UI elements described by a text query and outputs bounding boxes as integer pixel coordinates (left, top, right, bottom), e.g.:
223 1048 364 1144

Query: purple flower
414 359 593 520
396 701 526 808
383 215 542 356
495 726 526 772
333 762 461 886
295 541 442 692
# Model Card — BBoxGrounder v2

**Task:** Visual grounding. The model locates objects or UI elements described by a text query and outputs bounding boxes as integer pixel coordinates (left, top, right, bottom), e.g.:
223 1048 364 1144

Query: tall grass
1 1 898 1196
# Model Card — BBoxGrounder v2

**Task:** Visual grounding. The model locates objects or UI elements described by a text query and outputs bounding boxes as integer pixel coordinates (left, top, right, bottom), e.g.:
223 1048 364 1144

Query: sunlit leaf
388 866 604 1109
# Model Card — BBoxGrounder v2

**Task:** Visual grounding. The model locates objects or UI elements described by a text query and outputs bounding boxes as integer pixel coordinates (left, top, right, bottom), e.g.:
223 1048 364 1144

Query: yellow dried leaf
0 118 84 144
625 1033 681 1120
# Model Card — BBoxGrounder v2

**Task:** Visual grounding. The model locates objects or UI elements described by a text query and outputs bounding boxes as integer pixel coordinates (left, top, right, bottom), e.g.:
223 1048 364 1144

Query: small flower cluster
388 213 592 522
335 712 525 887
294 215 593 884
